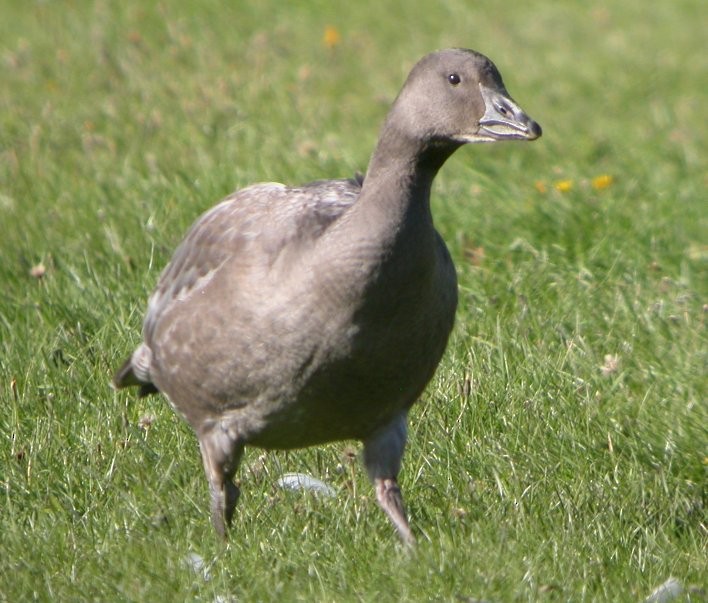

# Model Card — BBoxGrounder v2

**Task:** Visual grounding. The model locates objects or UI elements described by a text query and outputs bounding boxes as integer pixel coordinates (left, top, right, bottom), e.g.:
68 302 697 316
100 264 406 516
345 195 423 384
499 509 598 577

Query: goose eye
447 73 461 86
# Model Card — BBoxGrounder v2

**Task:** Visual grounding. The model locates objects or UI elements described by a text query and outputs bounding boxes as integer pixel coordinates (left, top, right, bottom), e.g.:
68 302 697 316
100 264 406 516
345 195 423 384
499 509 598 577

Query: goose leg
363 412 415 545
197 421 244 538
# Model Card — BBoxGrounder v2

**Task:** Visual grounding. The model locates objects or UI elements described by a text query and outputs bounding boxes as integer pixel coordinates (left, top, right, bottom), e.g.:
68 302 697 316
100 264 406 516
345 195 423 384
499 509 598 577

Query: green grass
1 0 706 600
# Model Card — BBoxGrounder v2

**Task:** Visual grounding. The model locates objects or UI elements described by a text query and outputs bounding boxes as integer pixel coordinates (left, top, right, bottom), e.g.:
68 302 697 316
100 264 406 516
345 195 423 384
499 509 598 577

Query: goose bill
476 84 542 142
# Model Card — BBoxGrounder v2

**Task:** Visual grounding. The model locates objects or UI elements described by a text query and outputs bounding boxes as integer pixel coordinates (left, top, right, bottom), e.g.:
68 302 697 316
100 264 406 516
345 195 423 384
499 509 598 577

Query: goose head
390 48 542 147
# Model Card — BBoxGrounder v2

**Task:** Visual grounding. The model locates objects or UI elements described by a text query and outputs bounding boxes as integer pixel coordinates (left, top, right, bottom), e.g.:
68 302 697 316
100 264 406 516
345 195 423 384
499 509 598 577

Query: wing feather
143 177 362 338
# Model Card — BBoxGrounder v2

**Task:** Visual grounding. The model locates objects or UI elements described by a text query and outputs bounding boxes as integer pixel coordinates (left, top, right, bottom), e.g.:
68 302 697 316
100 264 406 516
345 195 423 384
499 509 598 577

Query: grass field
1 0 706 600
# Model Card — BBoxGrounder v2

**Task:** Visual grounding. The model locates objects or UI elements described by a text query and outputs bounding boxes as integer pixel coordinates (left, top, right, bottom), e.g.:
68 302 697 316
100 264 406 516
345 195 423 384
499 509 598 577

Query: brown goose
114 48 541 544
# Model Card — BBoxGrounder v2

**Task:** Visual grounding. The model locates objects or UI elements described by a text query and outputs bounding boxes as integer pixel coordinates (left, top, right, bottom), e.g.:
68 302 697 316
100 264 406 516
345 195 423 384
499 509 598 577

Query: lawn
0 0 705 601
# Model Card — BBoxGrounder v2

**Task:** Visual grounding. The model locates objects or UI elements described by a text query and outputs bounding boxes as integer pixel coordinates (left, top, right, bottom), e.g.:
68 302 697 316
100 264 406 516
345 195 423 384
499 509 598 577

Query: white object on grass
276 473 336 497
644 577 683 603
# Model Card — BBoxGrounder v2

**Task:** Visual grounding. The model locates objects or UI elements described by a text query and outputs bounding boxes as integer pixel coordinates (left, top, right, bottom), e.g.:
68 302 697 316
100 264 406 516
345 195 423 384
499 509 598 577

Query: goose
114 48 541 544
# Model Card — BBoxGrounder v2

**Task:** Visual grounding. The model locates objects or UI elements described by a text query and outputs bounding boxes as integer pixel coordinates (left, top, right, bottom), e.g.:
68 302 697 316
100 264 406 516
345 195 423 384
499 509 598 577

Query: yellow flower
592 174 614 190
323 26 341 49
554 179 573 192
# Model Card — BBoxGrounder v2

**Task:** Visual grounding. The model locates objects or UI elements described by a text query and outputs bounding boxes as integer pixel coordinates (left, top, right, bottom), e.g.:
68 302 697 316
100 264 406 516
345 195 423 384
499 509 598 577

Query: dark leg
363 412 415 546
373 476 415 545
197 420 244 538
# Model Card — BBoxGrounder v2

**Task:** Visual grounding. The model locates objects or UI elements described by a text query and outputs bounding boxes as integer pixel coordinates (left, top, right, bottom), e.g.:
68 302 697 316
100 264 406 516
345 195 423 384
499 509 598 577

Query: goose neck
362 122 461 212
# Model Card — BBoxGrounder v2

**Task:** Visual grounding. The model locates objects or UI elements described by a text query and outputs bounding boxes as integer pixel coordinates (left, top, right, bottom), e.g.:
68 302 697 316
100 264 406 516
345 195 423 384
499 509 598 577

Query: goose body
114 48 541 543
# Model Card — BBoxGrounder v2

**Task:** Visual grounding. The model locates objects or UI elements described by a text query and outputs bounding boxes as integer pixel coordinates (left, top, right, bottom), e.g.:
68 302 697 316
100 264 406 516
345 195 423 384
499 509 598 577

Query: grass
1 0 705 600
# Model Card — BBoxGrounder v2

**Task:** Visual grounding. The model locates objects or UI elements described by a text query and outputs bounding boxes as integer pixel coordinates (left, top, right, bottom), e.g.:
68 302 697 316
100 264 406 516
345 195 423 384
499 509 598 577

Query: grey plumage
114 48 541 543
